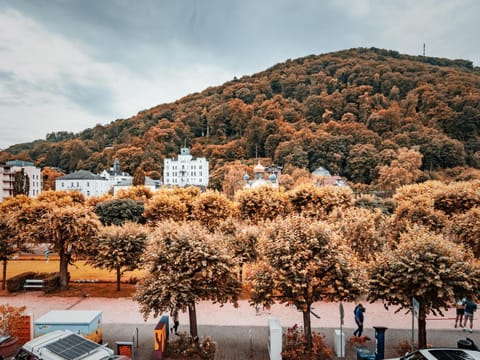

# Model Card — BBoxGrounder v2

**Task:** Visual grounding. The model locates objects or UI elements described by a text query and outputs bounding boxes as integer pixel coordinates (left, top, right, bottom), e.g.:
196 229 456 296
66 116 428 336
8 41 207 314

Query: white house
0 160 42 202
163 148 209 188
55 170 110 198
98 158 132 187
112 176 157 195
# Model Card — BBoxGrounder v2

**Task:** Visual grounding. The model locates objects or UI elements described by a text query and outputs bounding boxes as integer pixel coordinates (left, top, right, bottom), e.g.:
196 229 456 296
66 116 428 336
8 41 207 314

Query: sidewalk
2 292 474 359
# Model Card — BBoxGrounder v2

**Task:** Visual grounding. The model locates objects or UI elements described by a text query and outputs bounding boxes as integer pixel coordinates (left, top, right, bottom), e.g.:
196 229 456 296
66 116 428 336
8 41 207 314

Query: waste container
356 346 376 360
457 338 478 350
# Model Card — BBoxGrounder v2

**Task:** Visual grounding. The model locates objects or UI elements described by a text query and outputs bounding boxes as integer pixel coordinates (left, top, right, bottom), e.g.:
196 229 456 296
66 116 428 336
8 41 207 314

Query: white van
14 330 130 360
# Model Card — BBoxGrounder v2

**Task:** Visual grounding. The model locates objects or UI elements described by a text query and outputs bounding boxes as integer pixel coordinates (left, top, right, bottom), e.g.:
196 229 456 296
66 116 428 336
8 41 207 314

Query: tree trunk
188 303 198 339
303 304 312 351
116 266 121 291
2 258 7 290
417 307 427 349
239 263 243 282
59 248 70 290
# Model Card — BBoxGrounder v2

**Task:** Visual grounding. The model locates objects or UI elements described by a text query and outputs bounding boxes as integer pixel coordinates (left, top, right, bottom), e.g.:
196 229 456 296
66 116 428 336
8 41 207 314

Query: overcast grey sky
0 0 479 149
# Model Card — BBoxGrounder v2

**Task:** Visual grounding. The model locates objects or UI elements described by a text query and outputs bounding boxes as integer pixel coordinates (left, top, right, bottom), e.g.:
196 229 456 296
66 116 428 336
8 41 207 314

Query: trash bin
458 338 476 350
356 346 376 360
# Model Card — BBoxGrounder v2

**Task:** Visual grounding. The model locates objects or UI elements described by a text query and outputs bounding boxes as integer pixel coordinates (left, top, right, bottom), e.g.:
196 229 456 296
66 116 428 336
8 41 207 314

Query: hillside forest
1 47 480 192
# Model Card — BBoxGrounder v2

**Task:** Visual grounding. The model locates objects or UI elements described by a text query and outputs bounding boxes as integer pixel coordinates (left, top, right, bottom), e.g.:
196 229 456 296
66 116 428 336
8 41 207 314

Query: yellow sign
154 325 166 352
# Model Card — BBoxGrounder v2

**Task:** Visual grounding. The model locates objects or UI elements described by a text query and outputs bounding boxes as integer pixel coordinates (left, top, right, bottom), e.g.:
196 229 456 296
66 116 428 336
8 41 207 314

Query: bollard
374 326 388 360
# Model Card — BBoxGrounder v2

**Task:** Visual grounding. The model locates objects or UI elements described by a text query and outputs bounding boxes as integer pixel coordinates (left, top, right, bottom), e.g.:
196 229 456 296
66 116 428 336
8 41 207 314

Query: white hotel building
163 148 209 188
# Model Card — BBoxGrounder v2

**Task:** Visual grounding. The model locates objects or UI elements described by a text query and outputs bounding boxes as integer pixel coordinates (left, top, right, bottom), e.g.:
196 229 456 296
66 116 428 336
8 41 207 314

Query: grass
1 255 252 299
0 255 145 298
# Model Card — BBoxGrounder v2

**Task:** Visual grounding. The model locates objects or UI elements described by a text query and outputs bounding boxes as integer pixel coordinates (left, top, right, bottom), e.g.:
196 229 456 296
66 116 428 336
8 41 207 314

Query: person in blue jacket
353 303 366 337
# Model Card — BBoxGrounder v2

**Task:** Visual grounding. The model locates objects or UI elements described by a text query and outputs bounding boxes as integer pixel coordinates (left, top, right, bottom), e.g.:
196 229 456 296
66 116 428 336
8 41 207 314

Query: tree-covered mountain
2 47 480 189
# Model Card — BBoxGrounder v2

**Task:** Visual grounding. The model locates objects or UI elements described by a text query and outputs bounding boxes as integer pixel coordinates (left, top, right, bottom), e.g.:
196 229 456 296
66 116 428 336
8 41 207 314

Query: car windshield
429 349 477 360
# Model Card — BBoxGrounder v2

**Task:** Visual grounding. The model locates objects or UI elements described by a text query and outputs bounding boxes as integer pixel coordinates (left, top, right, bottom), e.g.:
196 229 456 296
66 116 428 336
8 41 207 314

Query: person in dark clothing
353 304 366 337
463 298 477 333
170 309 179 335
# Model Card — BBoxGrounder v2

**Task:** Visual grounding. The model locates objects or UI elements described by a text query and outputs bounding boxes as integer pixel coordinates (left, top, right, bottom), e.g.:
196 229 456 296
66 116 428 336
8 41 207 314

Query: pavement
2 292 478 359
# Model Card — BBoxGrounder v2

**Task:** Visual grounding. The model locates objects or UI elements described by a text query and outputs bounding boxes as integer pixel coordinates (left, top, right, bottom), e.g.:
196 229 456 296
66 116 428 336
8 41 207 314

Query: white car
386 348 480 360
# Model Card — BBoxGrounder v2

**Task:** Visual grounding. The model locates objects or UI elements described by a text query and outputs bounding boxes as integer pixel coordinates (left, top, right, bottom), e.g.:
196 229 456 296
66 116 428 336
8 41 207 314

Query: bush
282 324 334 360
166 333 216 359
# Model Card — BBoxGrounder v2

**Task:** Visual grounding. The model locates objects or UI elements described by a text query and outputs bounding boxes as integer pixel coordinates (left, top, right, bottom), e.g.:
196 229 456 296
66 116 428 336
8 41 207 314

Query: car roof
416 348 480 360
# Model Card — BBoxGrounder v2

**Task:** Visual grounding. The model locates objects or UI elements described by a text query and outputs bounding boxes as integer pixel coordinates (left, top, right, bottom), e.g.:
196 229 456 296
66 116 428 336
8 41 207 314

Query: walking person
353 304 366 337
170 309 179 335
455 297 466 328
463 297 477 333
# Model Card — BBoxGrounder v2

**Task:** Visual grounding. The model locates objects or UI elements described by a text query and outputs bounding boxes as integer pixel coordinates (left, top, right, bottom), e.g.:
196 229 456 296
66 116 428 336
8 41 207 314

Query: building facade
163 148 209 188
0 160 42 203
244 161 281 188
55 170 110 198
98 158 132 187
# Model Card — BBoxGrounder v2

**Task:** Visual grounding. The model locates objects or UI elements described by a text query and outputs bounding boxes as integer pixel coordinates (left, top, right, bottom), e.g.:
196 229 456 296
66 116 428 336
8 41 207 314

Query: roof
5 160 35 167
253 162 265 172
35 310 102 325
312 166 332 177
57 170 106 181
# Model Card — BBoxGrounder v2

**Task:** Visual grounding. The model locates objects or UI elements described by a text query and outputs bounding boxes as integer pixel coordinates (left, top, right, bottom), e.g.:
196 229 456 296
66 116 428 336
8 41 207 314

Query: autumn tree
0 195 31 290
13 169 30 196
191 190 235 232
222 163 251 198
143 190 187 225
132 168 146 186
252 215 363 350
41 167 64 191
368 225 480 348
330 207 387 262
235 186 291 223
11 193 98 290
115 186 153 202
287 183 323 217
448 207 480 257
376 147 423 191
86 222 148 291
433 181 480 216
316 185 354 219
134 221 241 338
94 198 145 225
46 206 100 289
222 222 260 281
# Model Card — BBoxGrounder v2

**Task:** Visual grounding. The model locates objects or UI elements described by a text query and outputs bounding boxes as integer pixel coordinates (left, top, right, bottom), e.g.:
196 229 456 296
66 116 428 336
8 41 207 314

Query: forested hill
2 47 480 188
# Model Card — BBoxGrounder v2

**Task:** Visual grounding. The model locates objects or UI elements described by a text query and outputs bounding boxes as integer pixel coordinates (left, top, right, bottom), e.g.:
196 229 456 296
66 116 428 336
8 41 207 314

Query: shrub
166 333 216 359
282 324 334 360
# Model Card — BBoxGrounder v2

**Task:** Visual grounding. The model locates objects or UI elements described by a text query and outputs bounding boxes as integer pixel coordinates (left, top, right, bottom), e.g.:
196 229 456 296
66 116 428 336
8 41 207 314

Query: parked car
386 348 480 360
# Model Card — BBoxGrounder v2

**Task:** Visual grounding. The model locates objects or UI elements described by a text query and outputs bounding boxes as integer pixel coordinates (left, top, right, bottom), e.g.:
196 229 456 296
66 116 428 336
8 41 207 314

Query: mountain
1 47 480 188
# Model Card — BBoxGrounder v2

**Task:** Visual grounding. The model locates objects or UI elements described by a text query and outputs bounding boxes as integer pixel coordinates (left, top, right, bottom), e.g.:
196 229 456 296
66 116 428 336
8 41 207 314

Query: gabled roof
56 170 106 181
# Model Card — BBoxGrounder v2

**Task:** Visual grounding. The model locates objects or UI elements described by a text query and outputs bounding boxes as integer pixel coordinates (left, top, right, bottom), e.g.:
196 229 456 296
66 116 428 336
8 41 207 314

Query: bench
24 279 44 290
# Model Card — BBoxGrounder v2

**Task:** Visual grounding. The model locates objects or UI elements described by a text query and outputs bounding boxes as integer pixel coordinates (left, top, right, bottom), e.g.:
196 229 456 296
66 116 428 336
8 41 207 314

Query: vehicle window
430 349 476 360
405 351 428 360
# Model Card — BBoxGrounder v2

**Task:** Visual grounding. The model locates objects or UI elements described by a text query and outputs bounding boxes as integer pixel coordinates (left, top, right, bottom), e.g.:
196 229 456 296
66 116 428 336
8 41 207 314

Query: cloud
0 0 479 149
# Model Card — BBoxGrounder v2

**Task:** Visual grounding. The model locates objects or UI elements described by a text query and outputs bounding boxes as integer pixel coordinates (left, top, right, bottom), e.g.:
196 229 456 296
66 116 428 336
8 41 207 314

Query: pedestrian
455 297 466 328
353 303 366 337
170 309 179 335
463 297 477 333
44 248 50 262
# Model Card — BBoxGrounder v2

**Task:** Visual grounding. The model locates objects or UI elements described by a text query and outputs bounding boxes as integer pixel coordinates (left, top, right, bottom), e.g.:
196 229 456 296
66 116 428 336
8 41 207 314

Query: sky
0 0 479 150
